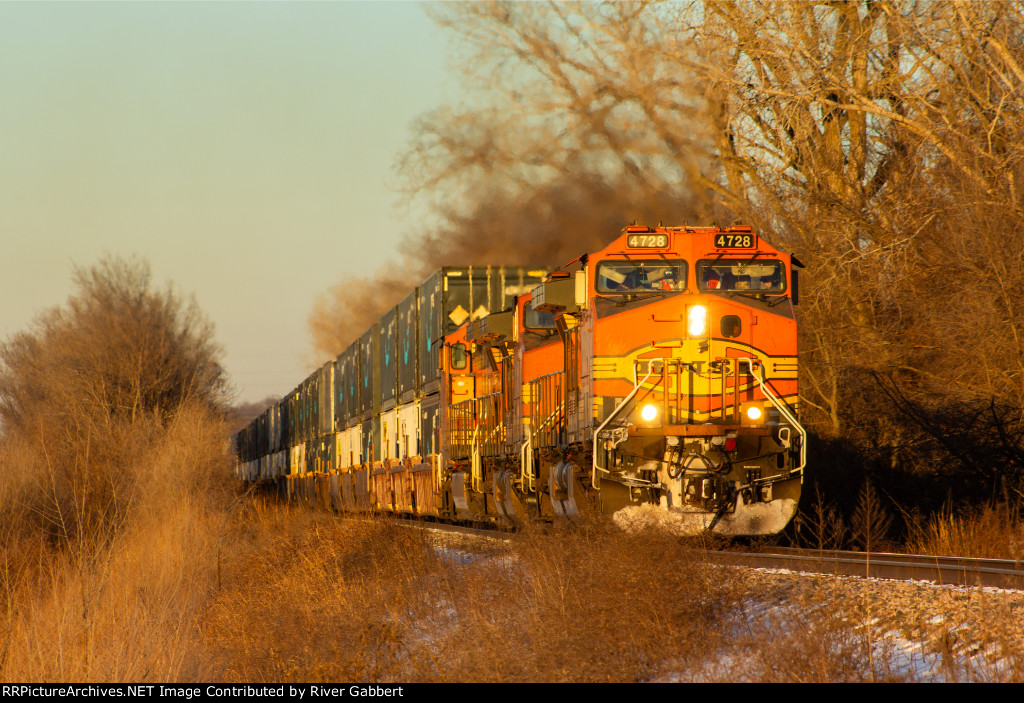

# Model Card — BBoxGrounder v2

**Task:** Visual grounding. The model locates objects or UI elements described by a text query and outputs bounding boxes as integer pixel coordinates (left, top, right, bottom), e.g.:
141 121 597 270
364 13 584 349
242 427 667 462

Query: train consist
235 224 806 535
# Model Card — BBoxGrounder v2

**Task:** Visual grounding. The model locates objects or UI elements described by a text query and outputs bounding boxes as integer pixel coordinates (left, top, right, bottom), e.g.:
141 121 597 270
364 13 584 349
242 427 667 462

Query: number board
626 233 669 248
713 232 757 249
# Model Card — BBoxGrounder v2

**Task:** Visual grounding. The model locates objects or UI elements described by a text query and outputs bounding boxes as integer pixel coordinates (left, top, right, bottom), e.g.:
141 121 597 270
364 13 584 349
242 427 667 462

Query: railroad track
358 512 1024 590
714 547 1024 590
389 513 511 541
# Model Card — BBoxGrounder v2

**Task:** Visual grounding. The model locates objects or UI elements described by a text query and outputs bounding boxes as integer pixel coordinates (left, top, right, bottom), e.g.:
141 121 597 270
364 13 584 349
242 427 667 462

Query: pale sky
0 1 455 403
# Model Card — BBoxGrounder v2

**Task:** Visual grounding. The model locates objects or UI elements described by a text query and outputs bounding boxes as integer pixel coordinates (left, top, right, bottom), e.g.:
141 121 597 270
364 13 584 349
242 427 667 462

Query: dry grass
204 510 752 682
195 492 1024 684
4 416 1023 684
204 503 1024 683
905 503 1024 560
0 405 235 681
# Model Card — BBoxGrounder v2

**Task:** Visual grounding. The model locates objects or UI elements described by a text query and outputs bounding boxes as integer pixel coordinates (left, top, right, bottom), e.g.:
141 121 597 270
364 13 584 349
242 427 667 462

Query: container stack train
235 224 805 535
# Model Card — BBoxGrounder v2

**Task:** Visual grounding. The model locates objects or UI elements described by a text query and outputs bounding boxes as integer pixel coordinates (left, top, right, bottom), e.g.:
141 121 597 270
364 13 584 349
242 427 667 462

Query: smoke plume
309 172 717 359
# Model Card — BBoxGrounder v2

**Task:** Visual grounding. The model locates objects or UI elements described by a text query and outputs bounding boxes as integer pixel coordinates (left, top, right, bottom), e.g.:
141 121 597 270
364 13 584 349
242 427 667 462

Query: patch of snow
432 545 481 565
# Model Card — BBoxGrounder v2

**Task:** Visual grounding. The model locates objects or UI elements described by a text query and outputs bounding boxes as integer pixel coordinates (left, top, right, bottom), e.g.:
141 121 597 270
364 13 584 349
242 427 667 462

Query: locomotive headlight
640 403 659 422
688 305 707 337
741 401 765 426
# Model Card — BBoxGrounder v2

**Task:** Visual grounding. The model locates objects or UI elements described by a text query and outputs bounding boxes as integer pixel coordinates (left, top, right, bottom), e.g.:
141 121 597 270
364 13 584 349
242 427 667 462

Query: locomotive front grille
629 358 759 426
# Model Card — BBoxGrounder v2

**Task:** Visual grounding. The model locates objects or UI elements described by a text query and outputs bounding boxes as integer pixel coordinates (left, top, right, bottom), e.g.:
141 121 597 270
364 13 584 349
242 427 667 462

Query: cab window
523 301 557 331
698 260 785 293
450 343 468 370
596 260 687 293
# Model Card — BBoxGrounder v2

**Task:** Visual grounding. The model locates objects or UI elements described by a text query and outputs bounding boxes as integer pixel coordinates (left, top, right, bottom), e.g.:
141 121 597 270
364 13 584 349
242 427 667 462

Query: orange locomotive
442 223 805 534
236 224 805 536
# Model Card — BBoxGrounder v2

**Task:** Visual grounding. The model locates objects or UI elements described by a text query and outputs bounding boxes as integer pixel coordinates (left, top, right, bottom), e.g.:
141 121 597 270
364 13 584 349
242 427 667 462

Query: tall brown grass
4 421 1023 683
0 405 235 681
203 509 759 683
905 502 1024 560
204 503 1024 683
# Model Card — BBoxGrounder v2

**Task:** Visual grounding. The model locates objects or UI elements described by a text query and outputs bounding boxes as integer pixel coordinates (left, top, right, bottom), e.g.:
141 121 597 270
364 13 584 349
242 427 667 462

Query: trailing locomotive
235 224 805 535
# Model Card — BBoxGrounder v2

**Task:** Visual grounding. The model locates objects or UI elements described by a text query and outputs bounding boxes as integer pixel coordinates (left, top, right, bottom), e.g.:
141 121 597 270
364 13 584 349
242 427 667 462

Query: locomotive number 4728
713 232 757 249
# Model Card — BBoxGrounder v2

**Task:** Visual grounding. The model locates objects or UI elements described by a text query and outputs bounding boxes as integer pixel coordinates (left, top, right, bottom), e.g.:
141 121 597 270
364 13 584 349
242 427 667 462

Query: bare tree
311 1 1024 507
803 483 848 551
683 1 1024 430
850 480 893 551
309 2 724 360
1 256 227 435
0 255 228 546
397 1 719 207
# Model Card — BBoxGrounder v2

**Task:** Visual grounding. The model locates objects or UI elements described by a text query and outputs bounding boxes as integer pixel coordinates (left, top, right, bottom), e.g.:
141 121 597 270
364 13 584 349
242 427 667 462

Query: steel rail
713 547 1024 590
288 500 1024 589
387 513 511 541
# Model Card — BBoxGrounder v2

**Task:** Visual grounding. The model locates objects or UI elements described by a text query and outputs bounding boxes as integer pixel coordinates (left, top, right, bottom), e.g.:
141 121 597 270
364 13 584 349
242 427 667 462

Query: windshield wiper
727 291 761 302
597 290 672 306
628 290 673 303
727 290 790 308
736 252 762 273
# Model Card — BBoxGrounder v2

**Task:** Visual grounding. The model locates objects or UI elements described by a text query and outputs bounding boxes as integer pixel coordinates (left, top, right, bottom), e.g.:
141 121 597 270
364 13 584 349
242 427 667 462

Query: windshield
698 259 785 293
596 260 687 293
523 300 556 331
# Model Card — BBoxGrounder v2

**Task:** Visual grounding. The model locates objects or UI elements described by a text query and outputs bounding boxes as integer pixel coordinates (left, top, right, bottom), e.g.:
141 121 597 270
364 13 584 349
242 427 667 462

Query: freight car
235 224 806 535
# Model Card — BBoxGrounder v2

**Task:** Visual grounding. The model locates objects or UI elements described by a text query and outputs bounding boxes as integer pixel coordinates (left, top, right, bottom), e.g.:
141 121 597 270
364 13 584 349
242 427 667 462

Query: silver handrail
591 363 656 488
738 357 806 477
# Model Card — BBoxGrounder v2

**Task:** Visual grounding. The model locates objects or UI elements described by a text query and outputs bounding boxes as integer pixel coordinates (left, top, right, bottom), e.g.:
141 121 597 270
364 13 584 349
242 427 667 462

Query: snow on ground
416 527 1024 681
732 566 1024 682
